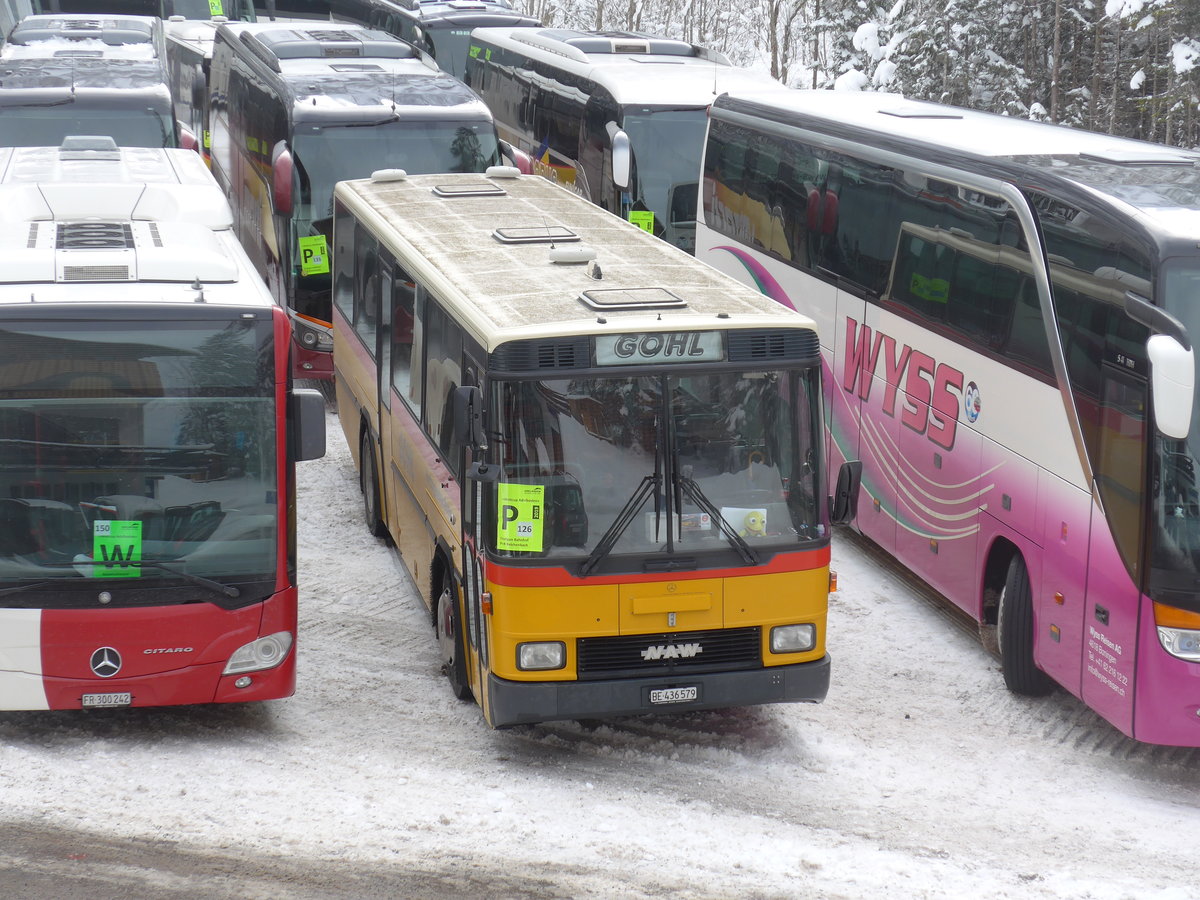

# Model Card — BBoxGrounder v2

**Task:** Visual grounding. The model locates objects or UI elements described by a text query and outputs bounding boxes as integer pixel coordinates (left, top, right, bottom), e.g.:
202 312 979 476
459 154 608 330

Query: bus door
457 359 491 718
824 160 898 558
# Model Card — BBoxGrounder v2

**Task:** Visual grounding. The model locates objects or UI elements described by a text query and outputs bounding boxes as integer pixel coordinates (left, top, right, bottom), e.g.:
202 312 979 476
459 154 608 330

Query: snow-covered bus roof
2 14 163 60
215 22 493 120
335 169 813 353
467 27 782 108
711 88 1200 238
0 139 272 305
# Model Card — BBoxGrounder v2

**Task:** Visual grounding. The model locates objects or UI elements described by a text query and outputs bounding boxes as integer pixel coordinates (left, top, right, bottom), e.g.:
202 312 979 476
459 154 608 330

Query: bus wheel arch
979 539 1018 656
996 552 1055 697
431 553 472 701
359 424 387 539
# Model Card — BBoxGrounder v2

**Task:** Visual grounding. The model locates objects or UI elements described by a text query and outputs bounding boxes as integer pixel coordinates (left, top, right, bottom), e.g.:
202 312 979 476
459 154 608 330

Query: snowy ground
2 406 1198 899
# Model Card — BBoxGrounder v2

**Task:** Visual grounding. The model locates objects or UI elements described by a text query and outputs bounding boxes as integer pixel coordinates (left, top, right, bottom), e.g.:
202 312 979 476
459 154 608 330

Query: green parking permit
208 0 223 13
628 210 655 232
298 235 330 276
93 521 142 578
496 483 545 552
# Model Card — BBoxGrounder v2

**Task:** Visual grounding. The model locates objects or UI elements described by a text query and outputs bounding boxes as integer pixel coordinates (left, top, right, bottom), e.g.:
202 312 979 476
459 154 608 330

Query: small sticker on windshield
496 483 544 552
298 235 330 276
628 210 655 233
93 520 142 578
208 0 224 13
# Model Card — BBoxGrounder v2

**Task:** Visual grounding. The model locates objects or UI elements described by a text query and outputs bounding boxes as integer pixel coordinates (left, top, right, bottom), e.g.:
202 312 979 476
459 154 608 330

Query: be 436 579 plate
648 686 698 705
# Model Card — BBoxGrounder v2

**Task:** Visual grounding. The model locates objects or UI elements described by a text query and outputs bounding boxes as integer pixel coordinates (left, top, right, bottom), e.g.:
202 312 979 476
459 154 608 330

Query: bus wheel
360 432 387 539
437 583 472 701
997 555 1054 696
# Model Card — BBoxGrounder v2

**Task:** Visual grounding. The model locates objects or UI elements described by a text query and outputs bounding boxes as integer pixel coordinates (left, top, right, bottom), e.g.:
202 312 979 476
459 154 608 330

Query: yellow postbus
332 168 861 727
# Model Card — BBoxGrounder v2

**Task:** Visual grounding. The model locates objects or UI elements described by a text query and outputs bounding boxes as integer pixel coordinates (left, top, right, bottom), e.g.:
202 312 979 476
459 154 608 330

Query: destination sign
596 332 724 366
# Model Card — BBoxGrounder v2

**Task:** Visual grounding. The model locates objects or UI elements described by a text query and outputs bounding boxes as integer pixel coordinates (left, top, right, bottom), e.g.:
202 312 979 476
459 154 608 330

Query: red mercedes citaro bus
0 137 325 710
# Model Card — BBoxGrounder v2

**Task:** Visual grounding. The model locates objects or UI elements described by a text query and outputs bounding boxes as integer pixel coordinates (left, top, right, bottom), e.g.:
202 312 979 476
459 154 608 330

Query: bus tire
360 432 387 539
997 554 1054 696
436 582 472 701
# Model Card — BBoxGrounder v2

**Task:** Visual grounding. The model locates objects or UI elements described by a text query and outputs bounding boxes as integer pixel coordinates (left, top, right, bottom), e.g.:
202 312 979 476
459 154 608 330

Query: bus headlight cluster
294 321 333 352
770 624 816 654
517 641 565 671
224 631 294 675
1157 627 1200 662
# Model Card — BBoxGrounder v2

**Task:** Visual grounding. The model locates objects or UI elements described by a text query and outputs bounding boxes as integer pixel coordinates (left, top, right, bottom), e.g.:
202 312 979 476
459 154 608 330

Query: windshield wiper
579 473 660 576
676 466 760 566
0 580 57 599
47 559 241 600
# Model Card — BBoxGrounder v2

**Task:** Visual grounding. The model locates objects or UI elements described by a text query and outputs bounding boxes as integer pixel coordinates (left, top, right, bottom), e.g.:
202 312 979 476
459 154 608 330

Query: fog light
517 641 565 671
770 623 816 654
224 631 293 675
1158 626 1200 662
235 676 252 688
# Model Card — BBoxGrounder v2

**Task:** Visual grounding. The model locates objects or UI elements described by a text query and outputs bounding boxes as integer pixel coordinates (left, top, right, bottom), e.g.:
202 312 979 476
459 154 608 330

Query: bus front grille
576 627 761 680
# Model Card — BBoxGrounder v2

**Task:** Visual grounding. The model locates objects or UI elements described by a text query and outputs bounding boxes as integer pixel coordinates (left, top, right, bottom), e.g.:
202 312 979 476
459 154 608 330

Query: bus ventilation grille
576 626 761 680
62 266 131 282
490 337 591 372
57 223 134 250
726 329 819 363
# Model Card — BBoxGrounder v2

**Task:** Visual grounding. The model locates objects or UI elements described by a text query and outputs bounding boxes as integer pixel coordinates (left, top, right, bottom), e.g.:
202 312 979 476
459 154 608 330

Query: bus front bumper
486 655 830 728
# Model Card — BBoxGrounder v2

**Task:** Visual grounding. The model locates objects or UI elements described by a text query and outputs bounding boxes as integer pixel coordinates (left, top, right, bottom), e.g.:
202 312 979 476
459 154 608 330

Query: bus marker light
829 570 838 593
771 624 815 654
481 592 493 615
517 642 565 671
1054 592 1065 605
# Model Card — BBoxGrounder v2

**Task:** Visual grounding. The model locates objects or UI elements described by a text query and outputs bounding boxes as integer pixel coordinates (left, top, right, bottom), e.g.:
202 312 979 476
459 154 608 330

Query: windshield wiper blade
0 580 56 599
46 559 241 600
579 474 659 576
677 470 759 566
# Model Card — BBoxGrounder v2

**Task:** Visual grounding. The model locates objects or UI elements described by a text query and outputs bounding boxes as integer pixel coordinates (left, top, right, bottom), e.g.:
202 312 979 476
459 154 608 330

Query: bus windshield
0 106 174 148
621 107 709 253
1150 257 1200 591
489 367 825 564
0 317 278 607
291 119 500 322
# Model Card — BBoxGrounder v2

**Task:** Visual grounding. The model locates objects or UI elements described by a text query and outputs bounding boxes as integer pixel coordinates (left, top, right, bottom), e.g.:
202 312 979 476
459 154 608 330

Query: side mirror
179 126 199 152
291 388 326 461
607 122 631 190
829 460 863 526
453 385 488 451
499 139 533 175
271 141 294 216
1126 291 1194 439
1148 334 1194 439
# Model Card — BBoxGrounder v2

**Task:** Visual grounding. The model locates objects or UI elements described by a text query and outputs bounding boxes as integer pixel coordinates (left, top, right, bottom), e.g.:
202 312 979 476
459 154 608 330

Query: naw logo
641 643 703 661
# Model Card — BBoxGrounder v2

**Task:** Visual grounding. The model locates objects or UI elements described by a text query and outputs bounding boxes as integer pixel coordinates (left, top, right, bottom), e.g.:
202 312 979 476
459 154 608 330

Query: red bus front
0 304 309 710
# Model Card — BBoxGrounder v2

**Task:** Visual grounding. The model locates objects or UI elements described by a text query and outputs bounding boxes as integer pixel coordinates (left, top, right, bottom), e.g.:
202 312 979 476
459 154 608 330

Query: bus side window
392 275 422 418
353 231 380 355
332 203 355 325
423 300 464 468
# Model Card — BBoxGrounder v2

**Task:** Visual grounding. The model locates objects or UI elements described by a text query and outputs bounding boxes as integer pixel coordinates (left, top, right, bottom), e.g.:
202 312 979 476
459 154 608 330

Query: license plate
82 692 132 709
649 686 698 705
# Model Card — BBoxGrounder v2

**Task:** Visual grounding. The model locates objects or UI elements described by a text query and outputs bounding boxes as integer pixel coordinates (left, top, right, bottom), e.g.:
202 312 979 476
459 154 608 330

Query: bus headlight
294 320 333 352
517 641 565 671
224 631 294 675
1157 627 1200 661
770 624 816 654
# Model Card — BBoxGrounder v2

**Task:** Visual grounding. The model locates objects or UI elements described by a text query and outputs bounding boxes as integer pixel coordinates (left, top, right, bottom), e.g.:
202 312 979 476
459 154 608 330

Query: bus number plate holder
648 686 698 705
82 692 132 709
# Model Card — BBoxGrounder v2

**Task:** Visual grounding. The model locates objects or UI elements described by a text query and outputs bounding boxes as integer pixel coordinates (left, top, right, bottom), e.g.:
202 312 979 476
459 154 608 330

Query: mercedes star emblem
90 647 122 678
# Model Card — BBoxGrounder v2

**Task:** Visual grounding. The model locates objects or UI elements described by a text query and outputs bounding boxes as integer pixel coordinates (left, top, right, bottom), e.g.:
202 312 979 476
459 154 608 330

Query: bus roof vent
512 30 590 64
54 49 105 58
57 222 135 250
431 181 506 197
727 329 820 363
492 224 579 244
10 16 155 46
62 265 131 282
489 337 592 373
878 103 963 120
59 135 121 159
579 287 686 311
245 28 416 69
